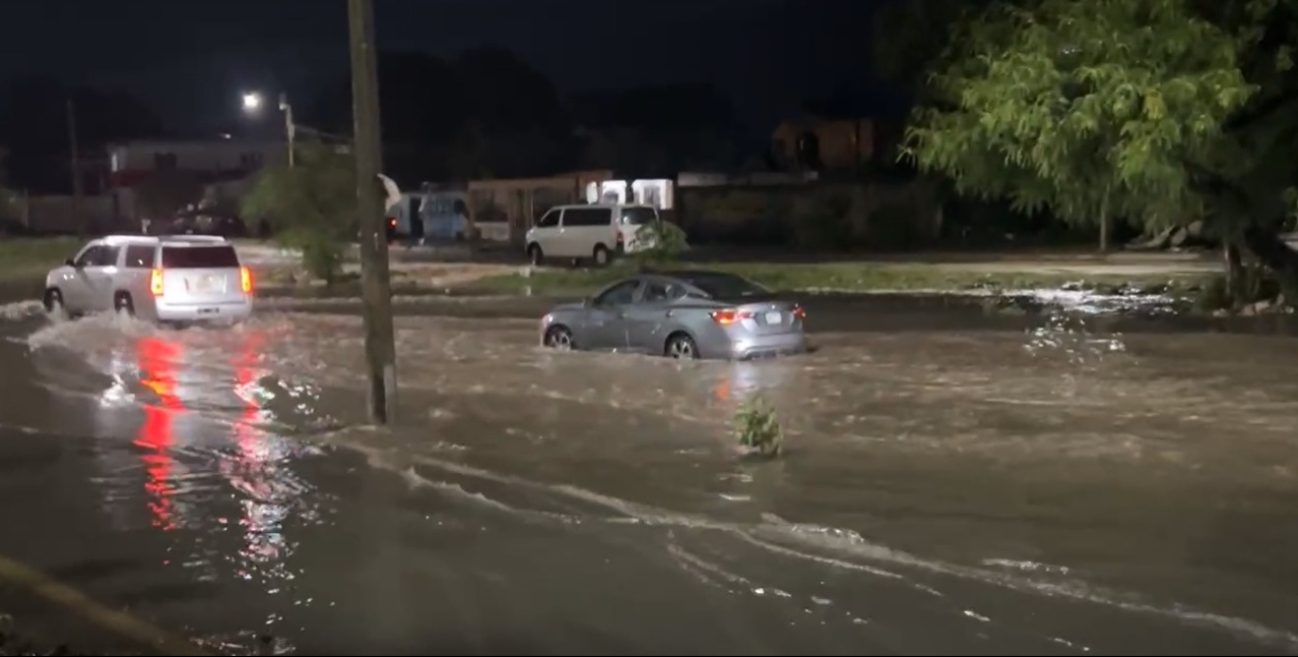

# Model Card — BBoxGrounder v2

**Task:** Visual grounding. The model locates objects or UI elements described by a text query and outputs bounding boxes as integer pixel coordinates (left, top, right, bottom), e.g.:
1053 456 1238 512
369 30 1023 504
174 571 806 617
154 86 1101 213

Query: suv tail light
149 268 164 297
240 266 253 293
709 309 752 326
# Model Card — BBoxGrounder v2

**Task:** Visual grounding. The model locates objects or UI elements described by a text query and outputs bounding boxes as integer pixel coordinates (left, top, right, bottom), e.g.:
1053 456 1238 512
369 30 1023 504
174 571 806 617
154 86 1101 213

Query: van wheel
527 243 545 266
114 292 135 317
592 244 612 267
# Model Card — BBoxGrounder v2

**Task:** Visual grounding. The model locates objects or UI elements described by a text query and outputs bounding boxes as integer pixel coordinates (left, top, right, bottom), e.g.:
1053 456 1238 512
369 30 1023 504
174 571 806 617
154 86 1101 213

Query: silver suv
44 235 255 323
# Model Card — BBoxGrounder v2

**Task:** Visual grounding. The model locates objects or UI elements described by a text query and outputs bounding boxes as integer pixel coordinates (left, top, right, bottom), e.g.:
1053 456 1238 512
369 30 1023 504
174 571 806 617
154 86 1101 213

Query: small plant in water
734 395 784 457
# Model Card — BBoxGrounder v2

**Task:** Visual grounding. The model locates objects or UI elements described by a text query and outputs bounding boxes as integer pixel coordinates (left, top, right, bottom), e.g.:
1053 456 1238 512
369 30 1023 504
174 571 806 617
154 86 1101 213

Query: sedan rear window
681 273 769 300
161 246 240 269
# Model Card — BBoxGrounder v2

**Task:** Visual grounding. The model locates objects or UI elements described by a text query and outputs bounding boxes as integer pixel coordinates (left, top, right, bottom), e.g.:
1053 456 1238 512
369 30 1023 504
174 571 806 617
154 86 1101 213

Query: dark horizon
0 0 895 138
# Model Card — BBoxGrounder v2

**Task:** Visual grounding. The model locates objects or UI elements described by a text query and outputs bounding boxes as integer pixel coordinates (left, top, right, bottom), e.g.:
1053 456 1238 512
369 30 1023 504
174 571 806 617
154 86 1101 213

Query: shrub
734 396 784 457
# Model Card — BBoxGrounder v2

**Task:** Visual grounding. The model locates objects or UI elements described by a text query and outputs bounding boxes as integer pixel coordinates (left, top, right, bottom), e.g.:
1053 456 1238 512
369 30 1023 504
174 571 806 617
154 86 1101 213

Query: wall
466 171 612 244
17 194 129 234
676 179 942 250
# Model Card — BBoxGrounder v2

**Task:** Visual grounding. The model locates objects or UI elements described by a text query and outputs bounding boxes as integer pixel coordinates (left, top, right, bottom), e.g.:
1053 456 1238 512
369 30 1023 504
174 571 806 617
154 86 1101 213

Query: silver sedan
539 270 808 360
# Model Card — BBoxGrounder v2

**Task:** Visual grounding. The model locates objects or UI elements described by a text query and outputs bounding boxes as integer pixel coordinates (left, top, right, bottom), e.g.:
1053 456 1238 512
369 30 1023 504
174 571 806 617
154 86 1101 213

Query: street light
241 91 295 168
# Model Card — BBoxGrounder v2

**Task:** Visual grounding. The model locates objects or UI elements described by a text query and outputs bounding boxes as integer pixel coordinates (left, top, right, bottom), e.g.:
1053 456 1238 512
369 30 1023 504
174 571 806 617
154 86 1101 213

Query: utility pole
279 93 296 168
348 0 397 424
65 98 84 237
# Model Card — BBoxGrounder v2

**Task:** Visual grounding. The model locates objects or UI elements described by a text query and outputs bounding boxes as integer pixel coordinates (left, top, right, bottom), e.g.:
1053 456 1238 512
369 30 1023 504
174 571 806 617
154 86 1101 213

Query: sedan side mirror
64 258 77 267
581 297 593 308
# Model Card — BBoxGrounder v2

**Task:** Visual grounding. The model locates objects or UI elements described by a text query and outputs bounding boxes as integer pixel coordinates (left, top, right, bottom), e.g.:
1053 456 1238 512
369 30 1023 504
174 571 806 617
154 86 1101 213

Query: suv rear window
161 246 240 269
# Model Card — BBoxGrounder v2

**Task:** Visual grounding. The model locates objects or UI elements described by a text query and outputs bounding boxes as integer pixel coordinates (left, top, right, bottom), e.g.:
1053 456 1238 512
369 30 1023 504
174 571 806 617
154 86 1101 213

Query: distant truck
390 183 470 243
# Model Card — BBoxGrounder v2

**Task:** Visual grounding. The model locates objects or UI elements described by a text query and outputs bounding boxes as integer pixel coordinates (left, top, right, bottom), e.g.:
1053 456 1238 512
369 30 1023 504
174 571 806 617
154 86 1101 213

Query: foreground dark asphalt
0 296 1295 655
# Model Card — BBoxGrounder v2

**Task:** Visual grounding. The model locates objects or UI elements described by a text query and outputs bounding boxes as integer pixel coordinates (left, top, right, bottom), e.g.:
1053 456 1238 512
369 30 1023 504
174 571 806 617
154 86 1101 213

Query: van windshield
161 246 240 269
621 207 658 225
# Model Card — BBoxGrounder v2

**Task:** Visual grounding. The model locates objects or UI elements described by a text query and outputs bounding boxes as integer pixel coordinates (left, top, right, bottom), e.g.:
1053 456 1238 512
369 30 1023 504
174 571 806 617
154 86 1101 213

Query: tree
240 140 357 283
134 169 204 219
304 48 572 182
902 0 1254 252
873 0 996 98
0 77 162 193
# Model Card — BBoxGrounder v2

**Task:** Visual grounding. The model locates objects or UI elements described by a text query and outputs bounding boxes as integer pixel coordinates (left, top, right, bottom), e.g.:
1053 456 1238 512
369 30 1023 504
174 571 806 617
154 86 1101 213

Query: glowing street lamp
240 91 294 167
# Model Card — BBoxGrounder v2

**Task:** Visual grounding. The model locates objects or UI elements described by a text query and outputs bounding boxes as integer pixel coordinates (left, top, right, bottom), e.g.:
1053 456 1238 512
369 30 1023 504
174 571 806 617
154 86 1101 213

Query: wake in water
0 299 45 322
341 437 1298 654
11 305 1298 654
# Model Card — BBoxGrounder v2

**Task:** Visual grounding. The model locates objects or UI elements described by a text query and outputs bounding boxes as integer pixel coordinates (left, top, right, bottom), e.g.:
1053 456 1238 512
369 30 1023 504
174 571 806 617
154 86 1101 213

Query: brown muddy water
0 296 1295 655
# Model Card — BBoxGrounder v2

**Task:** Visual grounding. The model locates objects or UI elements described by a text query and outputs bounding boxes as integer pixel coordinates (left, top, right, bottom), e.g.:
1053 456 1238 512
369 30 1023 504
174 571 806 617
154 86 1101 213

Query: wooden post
348 0 397 424
1098 184 1111 253
66 98 85 237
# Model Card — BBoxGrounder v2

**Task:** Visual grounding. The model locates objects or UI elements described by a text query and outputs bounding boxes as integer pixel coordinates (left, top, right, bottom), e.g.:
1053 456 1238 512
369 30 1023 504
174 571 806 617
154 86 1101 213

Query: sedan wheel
544 326 574 350
665 333 698 359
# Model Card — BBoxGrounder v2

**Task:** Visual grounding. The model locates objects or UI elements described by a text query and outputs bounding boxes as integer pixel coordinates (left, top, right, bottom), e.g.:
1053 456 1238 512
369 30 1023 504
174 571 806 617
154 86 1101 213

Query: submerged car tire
664 332 699 360
544 325 574 350
114 292 135 317
43 288 65 315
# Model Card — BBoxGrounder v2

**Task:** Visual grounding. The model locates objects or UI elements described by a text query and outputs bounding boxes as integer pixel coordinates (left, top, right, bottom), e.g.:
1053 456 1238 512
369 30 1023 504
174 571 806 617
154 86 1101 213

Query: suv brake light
240 266 253 293
149 268 164 297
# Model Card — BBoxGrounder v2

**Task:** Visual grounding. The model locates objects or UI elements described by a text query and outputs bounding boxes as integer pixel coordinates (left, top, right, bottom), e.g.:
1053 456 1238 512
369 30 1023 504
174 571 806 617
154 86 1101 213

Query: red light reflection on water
134 337 183 531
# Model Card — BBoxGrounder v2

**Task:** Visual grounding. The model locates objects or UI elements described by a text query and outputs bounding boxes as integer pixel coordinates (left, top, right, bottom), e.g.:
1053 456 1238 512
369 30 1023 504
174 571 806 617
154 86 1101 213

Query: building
104 138 287 188
467 171 612 244
770 115 874 172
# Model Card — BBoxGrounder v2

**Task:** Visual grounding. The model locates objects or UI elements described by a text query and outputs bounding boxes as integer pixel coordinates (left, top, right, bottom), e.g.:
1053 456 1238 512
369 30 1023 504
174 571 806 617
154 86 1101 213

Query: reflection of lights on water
226 339 303 586
121 332 308 591
134 337 184 532
711 363 771 404
1024 311 1126 366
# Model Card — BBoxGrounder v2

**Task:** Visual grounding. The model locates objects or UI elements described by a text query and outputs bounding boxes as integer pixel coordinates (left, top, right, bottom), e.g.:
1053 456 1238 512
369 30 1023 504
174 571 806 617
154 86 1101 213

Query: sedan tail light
709 309 752 325
792 304 806 320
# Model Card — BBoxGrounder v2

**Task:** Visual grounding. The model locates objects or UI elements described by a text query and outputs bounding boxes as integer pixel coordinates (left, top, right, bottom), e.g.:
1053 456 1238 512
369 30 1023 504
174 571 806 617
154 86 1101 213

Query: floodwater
0 296 1296 655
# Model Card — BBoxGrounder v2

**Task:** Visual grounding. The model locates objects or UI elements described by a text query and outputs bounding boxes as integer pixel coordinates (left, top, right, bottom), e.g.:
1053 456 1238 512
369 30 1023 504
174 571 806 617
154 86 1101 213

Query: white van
524 204 660 266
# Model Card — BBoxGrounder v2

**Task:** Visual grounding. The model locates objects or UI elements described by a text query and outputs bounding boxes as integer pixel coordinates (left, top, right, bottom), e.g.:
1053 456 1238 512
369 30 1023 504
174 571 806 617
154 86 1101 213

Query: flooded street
0 297 1296 655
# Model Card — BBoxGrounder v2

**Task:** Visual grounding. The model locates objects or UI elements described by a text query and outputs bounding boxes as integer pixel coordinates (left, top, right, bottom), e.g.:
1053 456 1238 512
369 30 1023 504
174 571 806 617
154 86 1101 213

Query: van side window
536 210 560 228
564 207 613 227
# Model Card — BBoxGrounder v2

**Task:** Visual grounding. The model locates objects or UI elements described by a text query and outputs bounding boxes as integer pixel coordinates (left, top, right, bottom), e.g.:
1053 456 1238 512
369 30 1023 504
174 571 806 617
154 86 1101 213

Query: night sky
0 0 886 135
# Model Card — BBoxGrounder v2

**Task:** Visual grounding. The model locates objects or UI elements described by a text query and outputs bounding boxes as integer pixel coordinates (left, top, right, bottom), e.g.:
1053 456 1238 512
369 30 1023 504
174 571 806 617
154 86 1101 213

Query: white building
105 139 286 188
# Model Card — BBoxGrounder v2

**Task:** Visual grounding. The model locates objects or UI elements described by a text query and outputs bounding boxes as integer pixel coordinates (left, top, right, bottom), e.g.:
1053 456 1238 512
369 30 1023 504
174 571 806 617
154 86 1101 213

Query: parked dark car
162 212 248 238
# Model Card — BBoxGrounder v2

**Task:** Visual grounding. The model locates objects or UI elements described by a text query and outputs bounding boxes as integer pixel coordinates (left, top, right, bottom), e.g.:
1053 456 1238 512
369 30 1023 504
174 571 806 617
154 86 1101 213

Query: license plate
765 311 782 324
197 307 218 316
